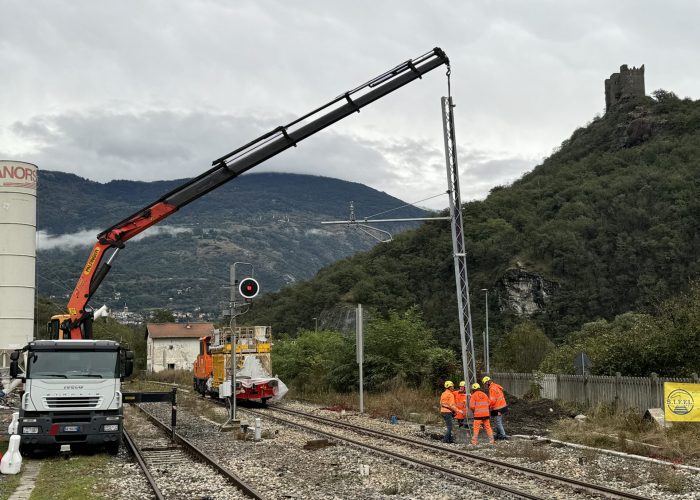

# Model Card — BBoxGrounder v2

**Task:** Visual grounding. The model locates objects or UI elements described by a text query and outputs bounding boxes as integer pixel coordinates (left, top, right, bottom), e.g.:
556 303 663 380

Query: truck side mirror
124 350 134 378
9 351 20 379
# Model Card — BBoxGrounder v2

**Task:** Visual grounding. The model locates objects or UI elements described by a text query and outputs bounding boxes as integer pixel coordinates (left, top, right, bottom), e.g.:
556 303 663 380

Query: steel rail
130 404 265 500
266 406 651 500
122 427 166 500
243 408 545 500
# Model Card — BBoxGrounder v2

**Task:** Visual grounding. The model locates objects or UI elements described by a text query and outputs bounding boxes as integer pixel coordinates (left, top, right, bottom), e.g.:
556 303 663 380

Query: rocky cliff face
495 268 558 316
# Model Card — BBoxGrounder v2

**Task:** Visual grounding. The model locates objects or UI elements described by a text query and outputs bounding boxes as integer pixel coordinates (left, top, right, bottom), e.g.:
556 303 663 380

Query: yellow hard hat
459 381 466 387
471 383 481 390
444 380 454 389
482 376 491 384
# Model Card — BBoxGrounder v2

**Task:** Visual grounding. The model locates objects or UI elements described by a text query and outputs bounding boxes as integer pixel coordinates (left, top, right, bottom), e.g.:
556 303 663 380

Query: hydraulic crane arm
64 47 450 339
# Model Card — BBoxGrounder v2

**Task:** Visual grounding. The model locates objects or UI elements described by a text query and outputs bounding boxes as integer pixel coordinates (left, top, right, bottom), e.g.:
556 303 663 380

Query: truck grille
44 396 102 409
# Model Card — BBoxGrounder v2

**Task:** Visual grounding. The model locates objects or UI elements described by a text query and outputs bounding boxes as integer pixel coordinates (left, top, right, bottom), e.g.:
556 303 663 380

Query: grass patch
29 454 112 500
649 465 688 493
551 405 700 465
291 384 443 424
0 467 22 500
139 369 192 386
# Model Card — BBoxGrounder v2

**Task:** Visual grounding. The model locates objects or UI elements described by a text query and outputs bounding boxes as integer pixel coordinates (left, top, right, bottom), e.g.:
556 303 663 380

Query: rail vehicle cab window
199 339 210 355
47 319 61 340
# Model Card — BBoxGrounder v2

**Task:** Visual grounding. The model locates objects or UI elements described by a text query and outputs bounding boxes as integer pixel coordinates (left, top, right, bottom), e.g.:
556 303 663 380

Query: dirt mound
503 394 573 436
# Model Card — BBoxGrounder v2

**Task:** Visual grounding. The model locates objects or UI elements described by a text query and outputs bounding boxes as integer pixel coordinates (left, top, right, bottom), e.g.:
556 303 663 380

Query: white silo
0 161 38 387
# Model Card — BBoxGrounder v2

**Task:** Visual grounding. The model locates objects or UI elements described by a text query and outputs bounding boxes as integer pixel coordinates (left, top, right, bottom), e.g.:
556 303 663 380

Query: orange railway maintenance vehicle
193 335 213 393
193 326 285 403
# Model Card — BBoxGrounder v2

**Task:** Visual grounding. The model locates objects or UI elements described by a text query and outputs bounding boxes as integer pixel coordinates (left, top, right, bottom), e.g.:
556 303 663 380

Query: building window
167 363 175 370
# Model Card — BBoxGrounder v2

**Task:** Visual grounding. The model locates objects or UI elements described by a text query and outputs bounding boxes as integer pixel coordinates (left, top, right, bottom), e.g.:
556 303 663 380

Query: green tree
35 297 64 339
150 309 175 323
272 330 351 392
540 286 700 376
493 321 554 372
272 309 459 393
93 318 147 371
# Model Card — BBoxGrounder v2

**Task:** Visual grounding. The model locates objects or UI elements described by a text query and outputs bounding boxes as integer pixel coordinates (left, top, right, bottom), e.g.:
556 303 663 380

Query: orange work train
192 326 286 402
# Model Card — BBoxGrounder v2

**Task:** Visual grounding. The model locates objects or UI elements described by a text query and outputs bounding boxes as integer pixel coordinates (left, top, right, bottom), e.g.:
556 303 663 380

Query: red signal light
238 278 259 300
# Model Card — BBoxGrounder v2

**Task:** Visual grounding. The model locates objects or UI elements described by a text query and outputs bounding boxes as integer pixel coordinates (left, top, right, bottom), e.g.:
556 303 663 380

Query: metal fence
490 371 700 414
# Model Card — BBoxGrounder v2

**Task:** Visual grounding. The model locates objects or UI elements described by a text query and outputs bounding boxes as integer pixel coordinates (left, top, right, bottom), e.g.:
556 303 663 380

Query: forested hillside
37 172 425 315
249 91 700 355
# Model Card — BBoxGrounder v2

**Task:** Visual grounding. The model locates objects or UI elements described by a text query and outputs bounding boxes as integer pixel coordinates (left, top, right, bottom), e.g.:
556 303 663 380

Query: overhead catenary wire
361 191 448 220
36 271 74 296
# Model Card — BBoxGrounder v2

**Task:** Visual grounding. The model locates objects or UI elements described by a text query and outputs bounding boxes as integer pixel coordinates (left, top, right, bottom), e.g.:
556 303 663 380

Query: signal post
220 262 259 431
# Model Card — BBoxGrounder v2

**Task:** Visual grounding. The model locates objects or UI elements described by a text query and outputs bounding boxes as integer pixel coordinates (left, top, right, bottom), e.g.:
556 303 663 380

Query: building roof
146 322 214 339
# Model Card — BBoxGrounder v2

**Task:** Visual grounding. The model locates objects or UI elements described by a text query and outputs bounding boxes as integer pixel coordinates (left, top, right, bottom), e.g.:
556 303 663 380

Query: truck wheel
262 398 271 406
106 441 120 456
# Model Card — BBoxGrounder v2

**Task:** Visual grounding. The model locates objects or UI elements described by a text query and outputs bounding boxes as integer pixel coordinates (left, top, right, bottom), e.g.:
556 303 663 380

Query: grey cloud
7 107 531 210
3 1 697 211
9 110 279 182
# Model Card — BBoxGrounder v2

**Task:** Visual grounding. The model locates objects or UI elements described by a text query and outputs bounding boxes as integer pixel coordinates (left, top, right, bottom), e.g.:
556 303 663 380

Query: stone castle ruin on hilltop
605 64 645 111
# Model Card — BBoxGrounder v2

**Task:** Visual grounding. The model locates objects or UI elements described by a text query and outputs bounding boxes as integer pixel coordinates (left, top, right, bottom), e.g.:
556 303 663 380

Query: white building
145 322 214 372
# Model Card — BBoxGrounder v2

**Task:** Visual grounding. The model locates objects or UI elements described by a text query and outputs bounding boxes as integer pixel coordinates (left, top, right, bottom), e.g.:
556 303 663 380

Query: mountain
246 91 700 347
37 171 426 316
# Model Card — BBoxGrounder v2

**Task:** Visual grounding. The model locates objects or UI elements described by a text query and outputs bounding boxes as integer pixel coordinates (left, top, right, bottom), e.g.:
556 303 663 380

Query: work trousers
494 413 507 438
491 406 508 438
442 412 454 443
471 417 494 445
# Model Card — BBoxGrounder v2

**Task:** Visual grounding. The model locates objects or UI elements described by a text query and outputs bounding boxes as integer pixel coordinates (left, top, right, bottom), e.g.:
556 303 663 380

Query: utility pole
441 94 477 388
356 304 364 414
482 331 487 373
481 288 490 374
220 262 255 431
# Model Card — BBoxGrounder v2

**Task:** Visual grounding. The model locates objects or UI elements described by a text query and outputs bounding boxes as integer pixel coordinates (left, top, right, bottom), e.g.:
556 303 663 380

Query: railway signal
238 277 260 301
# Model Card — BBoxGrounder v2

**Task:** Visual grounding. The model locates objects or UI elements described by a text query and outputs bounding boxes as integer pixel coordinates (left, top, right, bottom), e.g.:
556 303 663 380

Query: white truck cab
10 339 133 455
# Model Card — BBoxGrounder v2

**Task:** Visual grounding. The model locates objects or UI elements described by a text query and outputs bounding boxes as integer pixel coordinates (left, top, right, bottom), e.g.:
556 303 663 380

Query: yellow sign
664 382 700 422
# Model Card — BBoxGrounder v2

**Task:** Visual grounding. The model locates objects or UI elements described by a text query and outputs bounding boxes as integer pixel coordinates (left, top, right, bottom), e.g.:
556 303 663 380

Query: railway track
123 404 264 500
243 405 651 500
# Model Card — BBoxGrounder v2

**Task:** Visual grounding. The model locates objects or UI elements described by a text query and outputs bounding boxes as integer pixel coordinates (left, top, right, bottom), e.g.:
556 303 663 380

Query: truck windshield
27 351 119 379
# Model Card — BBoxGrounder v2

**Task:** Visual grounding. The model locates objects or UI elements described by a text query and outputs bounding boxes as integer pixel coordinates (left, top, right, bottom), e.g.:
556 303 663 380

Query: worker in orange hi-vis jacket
439 381 458 443
454 381 467 427
483 376 509 440
469 383 494 445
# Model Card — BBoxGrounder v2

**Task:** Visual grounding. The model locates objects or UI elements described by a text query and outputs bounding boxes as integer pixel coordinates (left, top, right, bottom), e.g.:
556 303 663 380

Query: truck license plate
63 425 80 432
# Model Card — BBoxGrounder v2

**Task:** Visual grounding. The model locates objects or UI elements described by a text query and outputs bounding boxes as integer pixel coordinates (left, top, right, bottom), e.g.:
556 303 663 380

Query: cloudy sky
2 1 698 211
